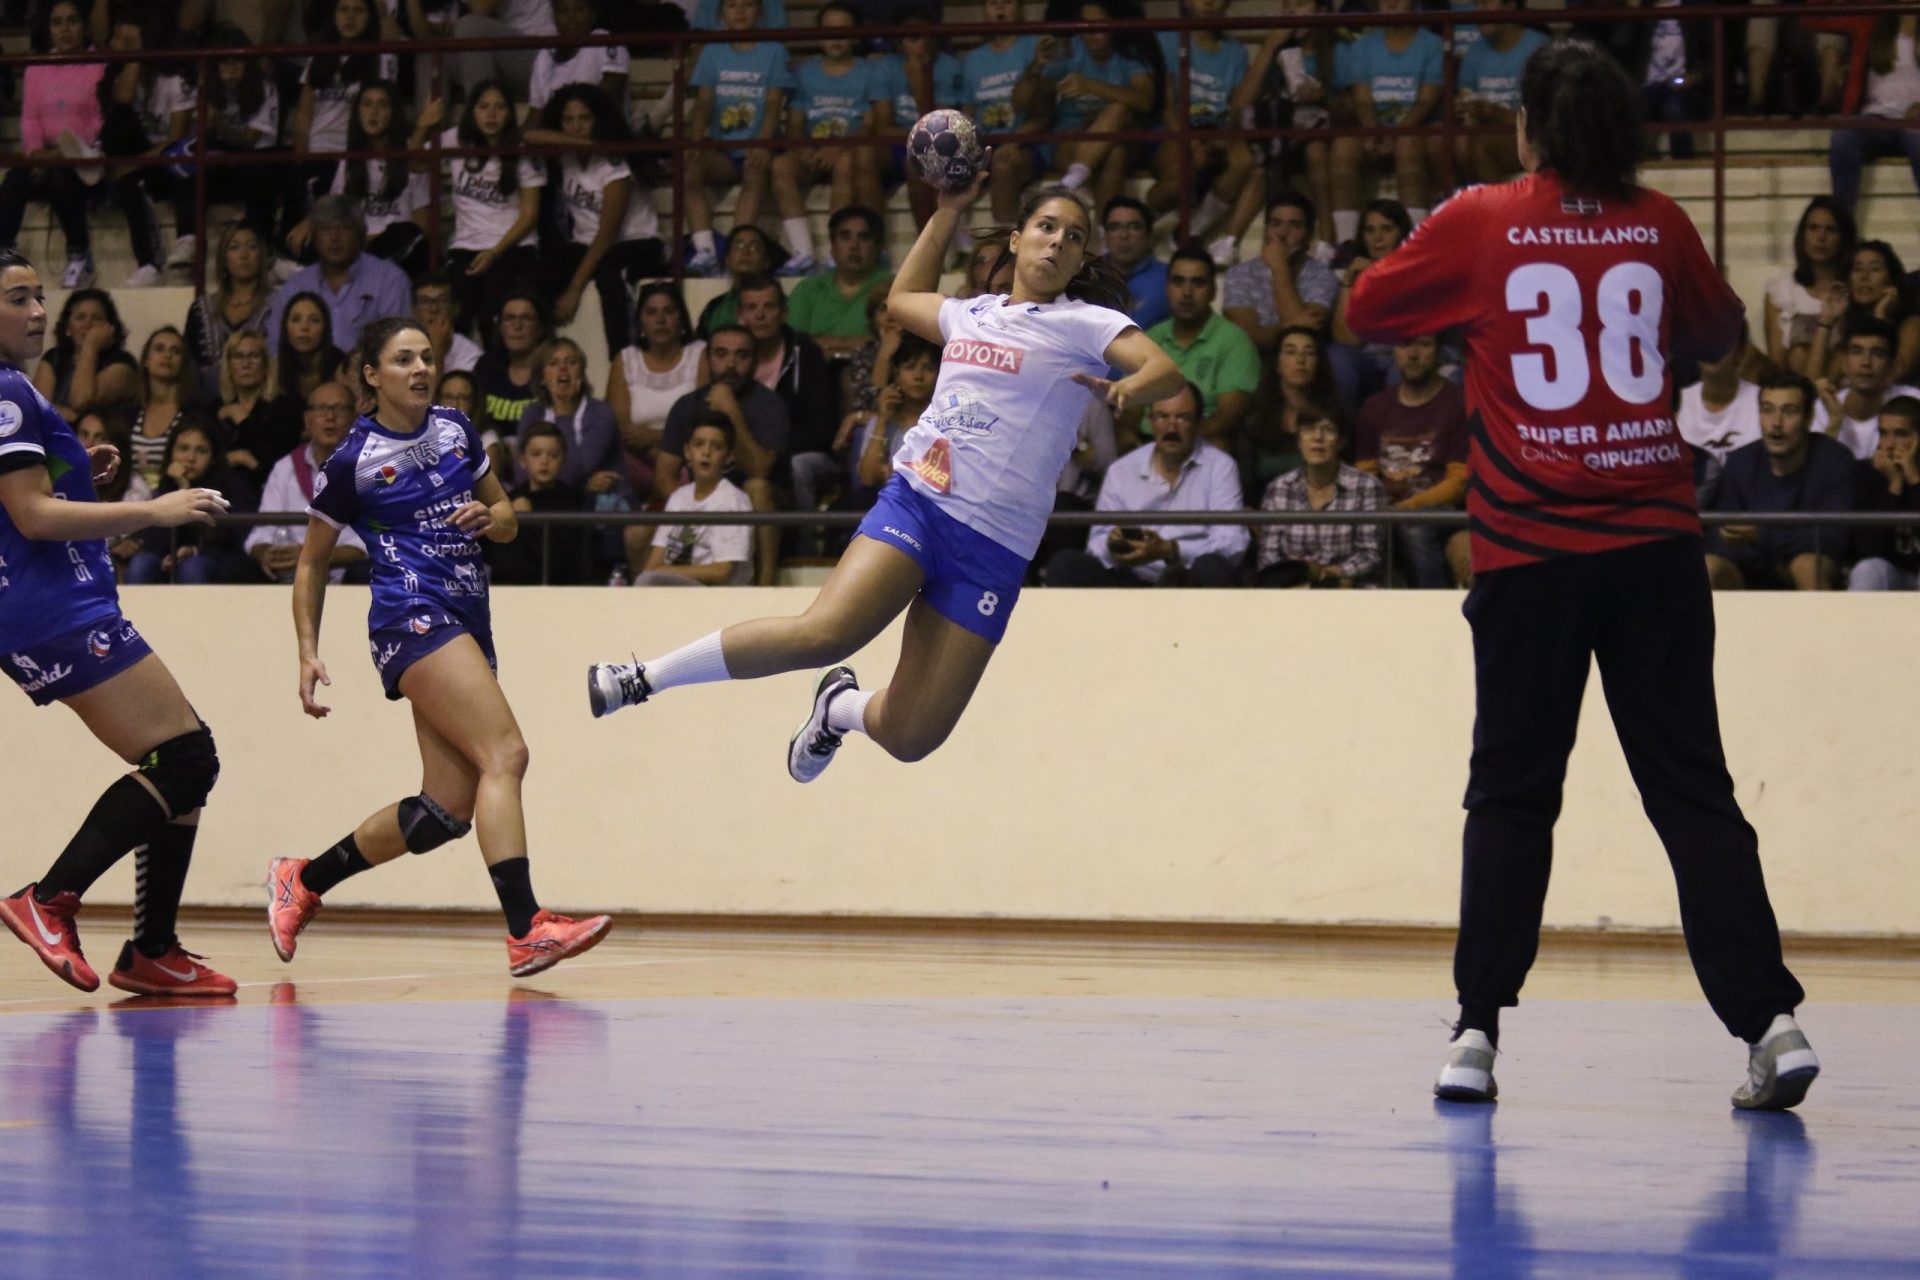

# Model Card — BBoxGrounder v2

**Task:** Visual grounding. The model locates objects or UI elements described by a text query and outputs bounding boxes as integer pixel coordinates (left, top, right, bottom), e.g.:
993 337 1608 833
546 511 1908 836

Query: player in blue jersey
0 249 238 998
268 317 611 977
588 170 1182 781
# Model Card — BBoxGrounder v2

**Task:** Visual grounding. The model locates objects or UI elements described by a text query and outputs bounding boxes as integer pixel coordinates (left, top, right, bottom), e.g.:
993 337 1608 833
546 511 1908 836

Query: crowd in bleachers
1 0 1917 587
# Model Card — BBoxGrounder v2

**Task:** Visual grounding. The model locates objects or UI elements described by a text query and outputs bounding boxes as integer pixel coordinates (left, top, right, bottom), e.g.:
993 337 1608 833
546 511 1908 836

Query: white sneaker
1732 1014 1819 1111
60 254 94 289
55 129 103 186
1434 1029 1498 1102
122 264 162 288
1208 234 1240 268
685 249 721 277
587 659 651 719
787 665 857 784
775 252 817 278
164 234 198 269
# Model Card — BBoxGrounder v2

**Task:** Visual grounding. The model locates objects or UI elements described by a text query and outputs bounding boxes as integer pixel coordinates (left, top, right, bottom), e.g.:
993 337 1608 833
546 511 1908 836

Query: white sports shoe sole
788 666 856 784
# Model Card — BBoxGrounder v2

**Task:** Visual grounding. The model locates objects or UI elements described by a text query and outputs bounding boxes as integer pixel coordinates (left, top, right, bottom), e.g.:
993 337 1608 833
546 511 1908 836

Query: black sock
300 834 372 897
488 858 539 939
133 819 198 958
1455 1004 1501 1048
37 774 171 901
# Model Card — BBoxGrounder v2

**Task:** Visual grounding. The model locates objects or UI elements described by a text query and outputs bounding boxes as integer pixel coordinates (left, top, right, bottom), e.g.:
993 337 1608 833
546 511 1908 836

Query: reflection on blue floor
2 994 1917 1278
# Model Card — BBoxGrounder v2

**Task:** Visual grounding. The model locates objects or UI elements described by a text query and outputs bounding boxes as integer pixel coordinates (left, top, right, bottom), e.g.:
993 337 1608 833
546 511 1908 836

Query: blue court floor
0 924 1916 1278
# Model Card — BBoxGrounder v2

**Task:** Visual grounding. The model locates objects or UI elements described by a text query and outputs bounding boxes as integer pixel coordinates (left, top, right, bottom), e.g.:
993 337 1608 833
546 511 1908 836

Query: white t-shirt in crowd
561 155 658 245
218 84 281 148
1813 383 1920 460
1677 381 1762 461
329 159 428 236
441 126 547 251
529 32 631 108
618 341 704 433
498 0 558 35
1764 272 1827 359
444 332 482 373
139 75 196 146
303 53 401 154
656 477 753 579
893 293 1135 559
1862 34 1920 117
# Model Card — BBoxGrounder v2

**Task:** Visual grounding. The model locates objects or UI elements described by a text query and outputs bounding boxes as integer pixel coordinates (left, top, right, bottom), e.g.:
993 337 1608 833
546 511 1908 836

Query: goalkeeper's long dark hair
1519 38 1642 203
982 186 1131 312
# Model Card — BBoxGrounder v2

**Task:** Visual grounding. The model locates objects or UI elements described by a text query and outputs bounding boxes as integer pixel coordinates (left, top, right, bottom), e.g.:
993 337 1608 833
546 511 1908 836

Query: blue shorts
855 475 1028 644
3 615 152 707
369 613 497 701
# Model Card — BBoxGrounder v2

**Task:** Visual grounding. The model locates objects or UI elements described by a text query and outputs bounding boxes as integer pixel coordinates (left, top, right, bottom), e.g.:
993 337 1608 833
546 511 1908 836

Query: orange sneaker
507 909 611 977
266 857 322 962
0 884 99 992
107 940 238 997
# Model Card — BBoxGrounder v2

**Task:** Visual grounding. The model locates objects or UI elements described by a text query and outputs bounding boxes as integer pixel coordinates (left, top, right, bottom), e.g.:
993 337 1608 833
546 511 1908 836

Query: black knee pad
137 724 219 818
398 793 471 854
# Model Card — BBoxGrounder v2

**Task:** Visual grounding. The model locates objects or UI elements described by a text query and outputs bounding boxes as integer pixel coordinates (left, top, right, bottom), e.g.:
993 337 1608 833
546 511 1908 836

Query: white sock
692 229 717 256
783 216 815 258
1408 207 1430 226
1194 192 1229 233
1061 162 1092 190
642 631 731 692
1754 1013 1798 1046
1332 209 1360 243
826 687 874 736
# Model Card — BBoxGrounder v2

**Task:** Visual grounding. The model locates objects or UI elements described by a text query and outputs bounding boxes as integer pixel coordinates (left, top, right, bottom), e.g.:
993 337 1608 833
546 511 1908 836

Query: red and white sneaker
267 857 322 962
107 940 238 997
0 884 99 992
507 909 611 977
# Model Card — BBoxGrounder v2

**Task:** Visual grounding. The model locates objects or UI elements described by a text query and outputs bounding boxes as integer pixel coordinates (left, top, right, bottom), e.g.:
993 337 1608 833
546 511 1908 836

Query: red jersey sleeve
1344 187 1491 344
1662 195 1746 362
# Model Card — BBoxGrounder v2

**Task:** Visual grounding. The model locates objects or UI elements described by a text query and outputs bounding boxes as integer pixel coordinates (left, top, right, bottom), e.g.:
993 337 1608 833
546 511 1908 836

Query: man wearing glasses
1101 196 1170 331
245 382 368 584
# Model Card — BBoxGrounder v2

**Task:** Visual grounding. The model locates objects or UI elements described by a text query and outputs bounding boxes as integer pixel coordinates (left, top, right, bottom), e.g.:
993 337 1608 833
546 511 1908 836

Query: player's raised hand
147 487 230 527
935 148 992 214
299 655 332 719
1071 370 1137 413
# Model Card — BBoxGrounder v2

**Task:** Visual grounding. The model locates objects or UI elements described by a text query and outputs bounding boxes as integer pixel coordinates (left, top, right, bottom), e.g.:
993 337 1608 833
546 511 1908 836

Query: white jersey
1676 381 1760 461
894 293 1135 559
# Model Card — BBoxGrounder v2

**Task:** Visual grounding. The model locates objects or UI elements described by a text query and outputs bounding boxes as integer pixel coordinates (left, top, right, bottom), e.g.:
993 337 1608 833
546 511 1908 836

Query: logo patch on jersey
906 436 953 493
1560 195 1605 216
408 614 432 635
87 627 114 658
377 464 399 486
0 401 21 437
943 339 1025 375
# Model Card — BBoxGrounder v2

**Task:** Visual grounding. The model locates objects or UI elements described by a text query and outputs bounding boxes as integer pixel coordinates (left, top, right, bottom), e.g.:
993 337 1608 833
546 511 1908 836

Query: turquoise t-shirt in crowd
1155 32 1250 130
1043 41 1150 132
690 0 786 30
1335 28 1444 126
791 56 887 137
692 42 795 140
871 50 965 128
962 35 1041 134
1458 28 1548 110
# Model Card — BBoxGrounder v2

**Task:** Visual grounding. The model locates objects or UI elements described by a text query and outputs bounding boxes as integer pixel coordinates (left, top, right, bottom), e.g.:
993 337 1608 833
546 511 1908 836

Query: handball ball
908 109 985 191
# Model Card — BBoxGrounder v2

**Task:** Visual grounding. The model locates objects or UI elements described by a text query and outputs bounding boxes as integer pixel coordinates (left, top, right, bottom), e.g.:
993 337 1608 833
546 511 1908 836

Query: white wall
2 587 1910 937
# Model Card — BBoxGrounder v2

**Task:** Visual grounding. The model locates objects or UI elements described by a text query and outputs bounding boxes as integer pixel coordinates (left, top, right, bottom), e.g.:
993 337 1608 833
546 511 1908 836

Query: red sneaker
266 857 322 962
0 884 99 992
507 909 611 977
107 940 238 997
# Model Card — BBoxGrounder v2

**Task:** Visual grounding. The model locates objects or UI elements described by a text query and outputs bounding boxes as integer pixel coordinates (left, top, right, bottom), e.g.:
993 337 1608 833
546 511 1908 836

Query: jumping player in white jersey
268 317 611 976
588 166 1183 778
0 249 238 998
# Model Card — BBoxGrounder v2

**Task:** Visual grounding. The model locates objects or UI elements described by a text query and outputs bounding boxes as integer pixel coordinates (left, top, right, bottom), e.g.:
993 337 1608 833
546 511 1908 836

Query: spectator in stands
683 0 793 276
473 290 551 446
1048 382 1247 586
962 0 1048 225
422 81 547 325
739 276 833 565
529 0 631 111
1828 12 1920 214
452 0 557 103
1038 2 1155 211
0 0 103 290
437 367 480 419
1246 323 1338 491
486 422 596 585
1255 401 1386 587
832 331 937 511
1329 0 1445 244
517 334 641 567
126 417 262 583
1763 197 1854 374
129 327 204 493
1677 320 1763 475
694 224 776 336
96 13 196 285
609 283 704 484
1452 0 1547 186
288 0 399 243
264 196 413 357
1706 371 1854 591
291 81 430 274
1254 0 1336 244
691 0 787 31
72 404 148 579
634 413 758 585
1849 395 1920 589
1813 317 1920 460
1223 193 1338 358
774 3 888 251
184 220 274 394
788 206 890 357
1148 247 1260 450
1330 198 1413 403
412 273 482 375
216 330 305 489
33 288 139 419
1102 196 1170 331
1807 241 1920 386
1354 335 1469 587
245 378 368 584
871 11 966 234
200 25 283 242
276 290 348 406
838 291 899 421
1583 0 1713 160
525 84 666 351
1147 0 1262 266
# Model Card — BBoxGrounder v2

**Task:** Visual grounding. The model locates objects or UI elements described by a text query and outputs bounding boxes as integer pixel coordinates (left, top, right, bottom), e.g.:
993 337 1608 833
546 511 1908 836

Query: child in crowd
634 412 756 585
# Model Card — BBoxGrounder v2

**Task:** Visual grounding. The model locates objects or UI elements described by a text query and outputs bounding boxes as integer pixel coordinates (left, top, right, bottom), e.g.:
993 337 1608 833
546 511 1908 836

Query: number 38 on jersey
1505 261 1666 412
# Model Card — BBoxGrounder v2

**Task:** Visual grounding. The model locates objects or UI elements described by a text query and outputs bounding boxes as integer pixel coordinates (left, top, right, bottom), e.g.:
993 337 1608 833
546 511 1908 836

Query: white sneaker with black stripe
788 666 857 784
1732 1014 1819 1111
587 659 651 718
1434 1029 1498 1102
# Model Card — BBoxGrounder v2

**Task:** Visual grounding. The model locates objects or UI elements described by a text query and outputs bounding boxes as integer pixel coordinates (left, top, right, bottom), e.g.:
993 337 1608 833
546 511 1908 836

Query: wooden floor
2 917 1917 1277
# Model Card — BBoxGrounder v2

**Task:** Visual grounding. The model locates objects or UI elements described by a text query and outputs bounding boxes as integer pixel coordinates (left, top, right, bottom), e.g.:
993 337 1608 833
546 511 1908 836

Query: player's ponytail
1519 38 1641 203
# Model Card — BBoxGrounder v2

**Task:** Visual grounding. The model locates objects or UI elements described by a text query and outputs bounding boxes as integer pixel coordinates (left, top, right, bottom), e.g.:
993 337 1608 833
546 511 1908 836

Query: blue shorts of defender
3 615 153 707
855 475 1027 644
369 612 497 701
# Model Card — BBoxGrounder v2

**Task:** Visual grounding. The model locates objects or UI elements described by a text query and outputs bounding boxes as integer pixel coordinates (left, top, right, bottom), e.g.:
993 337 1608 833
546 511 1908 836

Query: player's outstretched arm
0 463 226 542
889 154 992 342
1073 328 1185 414
293 516 340 719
